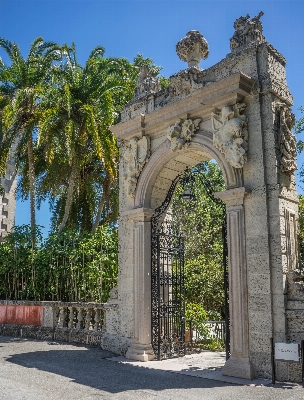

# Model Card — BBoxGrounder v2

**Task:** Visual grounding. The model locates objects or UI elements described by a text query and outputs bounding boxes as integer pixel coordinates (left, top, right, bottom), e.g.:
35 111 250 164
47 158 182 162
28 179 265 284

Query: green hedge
0 225 118 302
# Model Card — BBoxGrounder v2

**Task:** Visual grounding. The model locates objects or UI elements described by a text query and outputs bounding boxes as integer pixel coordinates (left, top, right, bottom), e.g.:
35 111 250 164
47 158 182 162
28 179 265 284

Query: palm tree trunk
58 157 77 233
27 135 36 242
92 176 111 233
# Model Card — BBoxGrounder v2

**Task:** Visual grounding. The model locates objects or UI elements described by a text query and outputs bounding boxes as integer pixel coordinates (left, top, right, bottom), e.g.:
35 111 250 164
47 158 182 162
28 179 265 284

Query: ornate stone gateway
109 12 301 381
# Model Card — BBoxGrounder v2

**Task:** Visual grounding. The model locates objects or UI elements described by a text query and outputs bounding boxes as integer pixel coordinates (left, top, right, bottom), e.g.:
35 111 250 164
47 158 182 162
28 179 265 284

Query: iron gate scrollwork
151 174 185 360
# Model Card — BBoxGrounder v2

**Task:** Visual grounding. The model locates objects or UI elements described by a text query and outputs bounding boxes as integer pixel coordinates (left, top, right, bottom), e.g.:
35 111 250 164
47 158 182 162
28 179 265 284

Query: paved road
0 335 303 399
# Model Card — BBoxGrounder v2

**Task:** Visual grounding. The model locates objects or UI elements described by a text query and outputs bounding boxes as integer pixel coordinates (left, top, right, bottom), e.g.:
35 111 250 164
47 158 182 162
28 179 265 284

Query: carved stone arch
134 130 242 209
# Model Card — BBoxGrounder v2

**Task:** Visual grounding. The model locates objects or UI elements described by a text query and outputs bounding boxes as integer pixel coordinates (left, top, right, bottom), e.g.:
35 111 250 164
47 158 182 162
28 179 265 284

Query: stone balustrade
0 300 119 348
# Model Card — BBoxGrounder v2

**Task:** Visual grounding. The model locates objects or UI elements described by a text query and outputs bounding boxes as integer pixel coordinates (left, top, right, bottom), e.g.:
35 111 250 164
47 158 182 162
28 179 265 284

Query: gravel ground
0 335 303 400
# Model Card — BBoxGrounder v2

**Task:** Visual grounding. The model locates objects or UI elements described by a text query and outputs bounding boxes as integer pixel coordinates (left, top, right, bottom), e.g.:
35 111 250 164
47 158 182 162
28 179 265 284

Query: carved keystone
176 30 209 68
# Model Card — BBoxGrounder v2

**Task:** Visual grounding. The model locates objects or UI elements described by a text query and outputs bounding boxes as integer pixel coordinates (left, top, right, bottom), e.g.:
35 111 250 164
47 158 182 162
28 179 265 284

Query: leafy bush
0 225 118 302
185 302 210 338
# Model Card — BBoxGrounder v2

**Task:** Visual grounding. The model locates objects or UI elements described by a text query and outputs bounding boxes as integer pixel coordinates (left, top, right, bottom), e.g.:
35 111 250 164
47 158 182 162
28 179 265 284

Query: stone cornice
110 73 255 141
215 187 251 206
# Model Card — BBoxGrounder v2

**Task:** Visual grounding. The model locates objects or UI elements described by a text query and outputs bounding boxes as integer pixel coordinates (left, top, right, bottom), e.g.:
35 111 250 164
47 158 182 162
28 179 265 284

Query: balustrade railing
55 303 105 332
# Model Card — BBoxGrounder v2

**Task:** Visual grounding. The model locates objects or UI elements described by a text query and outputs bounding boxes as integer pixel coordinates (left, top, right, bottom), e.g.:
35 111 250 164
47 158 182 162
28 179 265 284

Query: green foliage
185 302 210 338
133 53 170 89
172 161 226 319
0 38 170 235
295 106 304 136
198 338 225 351
0 225 118 302
0 37 62 234
184 255 225 319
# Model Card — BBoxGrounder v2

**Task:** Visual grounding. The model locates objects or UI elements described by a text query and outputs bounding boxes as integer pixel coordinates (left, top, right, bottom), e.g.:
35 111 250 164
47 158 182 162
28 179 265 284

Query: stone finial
176 30 209 68
230 11 265 51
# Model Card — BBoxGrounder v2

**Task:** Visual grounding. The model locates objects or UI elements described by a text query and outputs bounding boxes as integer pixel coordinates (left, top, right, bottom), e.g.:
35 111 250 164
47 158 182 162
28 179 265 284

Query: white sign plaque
275 343 300 362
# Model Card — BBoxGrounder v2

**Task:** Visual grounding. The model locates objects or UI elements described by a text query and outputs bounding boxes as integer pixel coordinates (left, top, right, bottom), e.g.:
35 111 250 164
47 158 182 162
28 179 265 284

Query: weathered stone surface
211 103 248 168
230 12 265 51
167 118 201 151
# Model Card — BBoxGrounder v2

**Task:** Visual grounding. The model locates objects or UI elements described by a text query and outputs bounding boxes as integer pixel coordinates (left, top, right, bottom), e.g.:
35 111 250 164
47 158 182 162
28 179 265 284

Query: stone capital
121 207 154 221
215 187 251 208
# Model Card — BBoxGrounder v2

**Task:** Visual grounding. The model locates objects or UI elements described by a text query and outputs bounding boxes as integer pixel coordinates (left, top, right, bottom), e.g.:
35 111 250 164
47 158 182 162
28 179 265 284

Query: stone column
215 187 254 379
125 207 155 361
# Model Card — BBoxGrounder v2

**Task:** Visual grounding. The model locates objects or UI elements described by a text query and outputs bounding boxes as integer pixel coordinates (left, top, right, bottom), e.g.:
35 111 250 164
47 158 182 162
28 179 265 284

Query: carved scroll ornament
211 103 248 169
167 118 201 151
119 135 150 198
276 103 297 176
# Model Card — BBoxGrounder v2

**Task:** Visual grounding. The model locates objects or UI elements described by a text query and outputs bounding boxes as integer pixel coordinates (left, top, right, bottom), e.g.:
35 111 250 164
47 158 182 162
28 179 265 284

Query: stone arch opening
118 128 252 377
135 130 242 210
149 154 229 361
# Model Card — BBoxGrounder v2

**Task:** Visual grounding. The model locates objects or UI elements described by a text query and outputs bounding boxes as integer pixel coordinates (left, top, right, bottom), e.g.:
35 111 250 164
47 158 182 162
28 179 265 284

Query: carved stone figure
276 103 297 176
167 118 201 151
211 103 248 168
230 12 265 51
176 30 209 68
134 65 160 98
119 135 150 197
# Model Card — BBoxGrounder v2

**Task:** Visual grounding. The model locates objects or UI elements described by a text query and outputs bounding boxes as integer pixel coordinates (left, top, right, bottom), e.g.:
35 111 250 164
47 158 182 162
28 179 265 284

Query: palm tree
0 37 61 238
38 44 135 232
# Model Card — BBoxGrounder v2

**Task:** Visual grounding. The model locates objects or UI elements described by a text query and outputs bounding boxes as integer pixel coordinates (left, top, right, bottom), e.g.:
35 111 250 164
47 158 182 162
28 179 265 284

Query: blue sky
1 0 304 234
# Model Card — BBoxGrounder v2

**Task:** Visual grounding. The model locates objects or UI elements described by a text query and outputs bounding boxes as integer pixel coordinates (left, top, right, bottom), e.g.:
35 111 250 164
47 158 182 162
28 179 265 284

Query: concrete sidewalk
0 335 302 399
106 352 271 386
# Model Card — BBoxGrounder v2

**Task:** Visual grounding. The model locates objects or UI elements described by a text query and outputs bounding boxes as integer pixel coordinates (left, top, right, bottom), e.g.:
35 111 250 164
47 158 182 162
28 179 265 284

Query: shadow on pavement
1 336 298 395
2 337 237 394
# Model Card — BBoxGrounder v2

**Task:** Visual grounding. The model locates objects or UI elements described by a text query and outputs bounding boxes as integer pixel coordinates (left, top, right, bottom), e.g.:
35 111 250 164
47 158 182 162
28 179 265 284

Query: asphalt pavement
0 335 303 399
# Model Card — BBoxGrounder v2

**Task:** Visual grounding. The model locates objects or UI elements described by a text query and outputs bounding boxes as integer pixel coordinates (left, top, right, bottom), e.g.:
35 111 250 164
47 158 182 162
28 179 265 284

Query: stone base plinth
222 356 255 380
126 342 155 362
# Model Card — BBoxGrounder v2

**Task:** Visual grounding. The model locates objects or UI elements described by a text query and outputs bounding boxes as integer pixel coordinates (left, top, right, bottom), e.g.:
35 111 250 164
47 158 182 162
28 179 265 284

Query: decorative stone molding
275 103 297 176
168 67 206 98
285 208 298 272
211 103 248 168
134 65 160 98
118 135 150 198
167 118 201 151
230 11 265 51
176 30 209 68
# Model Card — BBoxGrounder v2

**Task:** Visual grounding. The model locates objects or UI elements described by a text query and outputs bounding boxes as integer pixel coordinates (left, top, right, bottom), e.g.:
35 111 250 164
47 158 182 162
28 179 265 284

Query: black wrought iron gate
151 176 185 360
151 170 230 360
